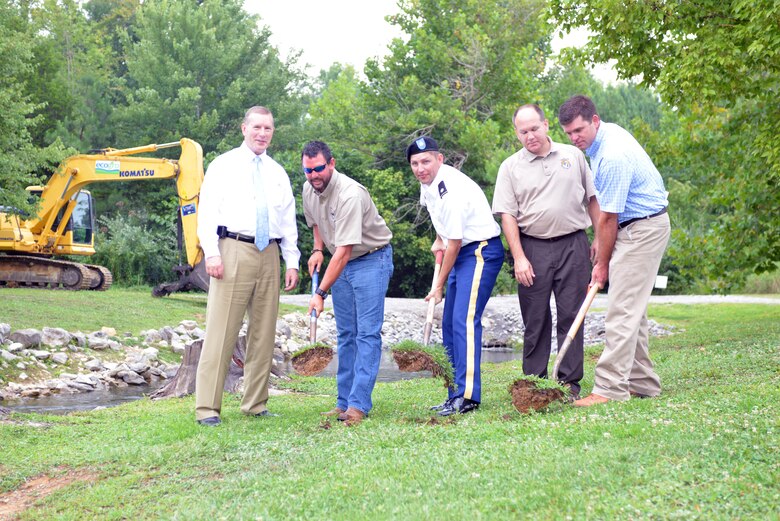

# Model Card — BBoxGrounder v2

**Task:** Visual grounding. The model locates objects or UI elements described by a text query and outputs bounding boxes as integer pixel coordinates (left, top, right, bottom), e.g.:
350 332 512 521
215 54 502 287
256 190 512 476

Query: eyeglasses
303 164 327 174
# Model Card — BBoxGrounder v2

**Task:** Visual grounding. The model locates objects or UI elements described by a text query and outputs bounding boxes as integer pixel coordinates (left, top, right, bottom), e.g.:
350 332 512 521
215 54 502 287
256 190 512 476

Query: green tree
29 0 118 150
115 0 306 153
306 0 551 296
0 1 69 217
82 0 310 285
549 0 780 290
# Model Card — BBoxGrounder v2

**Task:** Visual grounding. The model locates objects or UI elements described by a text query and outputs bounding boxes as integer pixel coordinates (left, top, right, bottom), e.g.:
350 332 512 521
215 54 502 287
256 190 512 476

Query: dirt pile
509 379 566 413
392 350 451 386
291 346 334 376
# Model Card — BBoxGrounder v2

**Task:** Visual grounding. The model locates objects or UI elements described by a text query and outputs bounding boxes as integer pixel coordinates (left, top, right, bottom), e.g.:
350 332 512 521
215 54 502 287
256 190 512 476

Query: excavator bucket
152 259 209 297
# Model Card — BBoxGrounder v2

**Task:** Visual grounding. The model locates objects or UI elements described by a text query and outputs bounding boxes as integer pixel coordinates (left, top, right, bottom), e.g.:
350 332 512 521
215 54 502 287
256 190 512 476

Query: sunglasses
303 164 327 174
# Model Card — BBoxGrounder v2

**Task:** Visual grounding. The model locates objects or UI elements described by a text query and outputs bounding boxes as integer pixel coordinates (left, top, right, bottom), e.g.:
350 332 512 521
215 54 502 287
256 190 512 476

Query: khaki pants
593 213 670 401
195 238 280 420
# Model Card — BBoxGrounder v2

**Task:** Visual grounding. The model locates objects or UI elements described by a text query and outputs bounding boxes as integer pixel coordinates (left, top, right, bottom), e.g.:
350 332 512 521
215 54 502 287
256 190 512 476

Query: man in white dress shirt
194 106 300 426
408 136 504 417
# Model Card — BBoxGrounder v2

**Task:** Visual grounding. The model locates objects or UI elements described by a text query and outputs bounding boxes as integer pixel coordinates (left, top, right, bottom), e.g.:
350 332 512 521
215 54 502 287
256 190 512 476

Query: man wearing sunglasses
195 106 300 426
302 140 393 427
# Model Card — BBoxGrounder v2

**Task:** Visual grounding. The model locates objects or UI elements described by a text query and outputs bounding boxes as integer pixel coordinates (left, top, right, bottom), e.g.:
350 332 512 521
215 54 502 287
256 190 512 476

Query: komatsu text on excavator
0 138 208 296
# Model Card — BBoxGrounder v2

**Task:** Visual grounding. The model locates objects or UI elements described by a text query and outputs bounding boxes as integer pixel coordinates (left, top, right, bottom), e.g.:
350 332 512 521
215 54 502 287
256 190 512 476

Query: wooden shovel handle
552 283 601 381
423 250 444 345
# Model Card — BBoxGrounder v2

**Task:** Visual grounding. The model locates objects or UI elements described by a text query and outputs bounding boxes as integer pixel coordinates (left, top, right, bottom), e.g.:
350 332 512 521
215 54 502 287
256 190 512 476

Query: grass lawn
0 287 303 332
0 300 778 520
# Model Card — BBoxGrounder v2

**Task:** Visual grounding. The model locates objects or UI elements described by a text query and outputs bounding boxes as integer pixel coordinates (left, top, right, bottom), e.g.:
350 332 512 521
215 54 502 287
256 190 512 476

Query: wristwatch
315 288 328 300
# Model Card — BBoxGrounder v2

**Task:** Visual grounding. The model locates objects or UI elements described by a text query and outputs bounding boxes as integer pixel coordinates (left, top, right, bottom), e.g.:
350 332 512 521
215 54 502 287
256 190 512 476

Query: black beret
406 136 440 162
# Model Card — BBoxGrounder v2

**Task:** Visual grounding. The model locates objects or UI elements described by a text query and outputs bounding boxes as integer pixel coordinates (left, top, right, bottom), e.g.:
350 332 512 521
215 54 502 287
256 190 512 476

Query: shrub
92 214 179 286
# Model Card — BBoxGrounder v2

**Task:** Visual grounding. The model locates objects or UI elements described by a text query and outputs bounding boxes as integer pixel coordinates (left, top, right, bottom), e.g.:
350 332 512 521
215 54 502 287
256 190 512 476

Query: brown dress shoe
337 407 366 426
573 393 610 407
321 407 346 416
629 390 652 399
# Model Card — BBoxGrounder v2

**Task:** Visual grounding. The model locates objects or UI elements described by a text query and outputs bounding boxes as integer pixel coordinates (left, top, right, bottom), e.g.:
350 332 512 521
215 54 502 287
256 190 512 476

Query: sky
244 0 617 83
245 0 403 73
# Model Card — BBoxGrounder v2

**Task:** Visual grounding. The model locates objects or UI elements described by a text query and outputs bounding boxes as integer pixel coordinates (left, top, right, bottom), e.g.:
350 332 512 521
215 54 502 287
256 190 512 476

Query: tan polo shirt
492 139 596 239
303 169 392 260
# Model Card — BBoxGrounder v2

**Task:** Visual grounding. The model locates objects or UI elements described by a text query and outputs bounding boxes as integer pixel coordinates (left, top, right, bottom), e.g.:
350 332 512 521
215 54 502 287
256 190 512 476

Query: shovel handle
309 270 319 343
423 250 444 345
552 283 601 381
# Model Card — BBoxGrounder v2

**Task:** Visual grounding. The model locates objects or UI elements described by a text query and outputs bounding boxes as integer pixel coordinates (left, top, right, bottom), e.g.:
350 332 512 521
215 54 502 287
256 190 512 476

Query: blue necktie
253 156 270 251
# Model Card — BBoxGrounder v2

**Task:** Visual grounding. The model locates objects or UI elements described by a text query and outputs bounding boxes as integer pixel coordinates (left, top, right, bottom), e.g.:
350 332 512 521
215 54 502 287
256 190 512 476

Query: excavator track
0 255 94 290
84 264 113 291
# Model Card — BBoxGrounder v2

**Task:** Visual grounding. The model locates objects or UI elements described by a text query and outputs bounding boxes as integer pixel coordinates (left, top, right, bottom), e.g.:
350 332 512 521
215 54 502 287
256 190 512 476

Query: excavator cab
27 187 97 255
67 191 95 245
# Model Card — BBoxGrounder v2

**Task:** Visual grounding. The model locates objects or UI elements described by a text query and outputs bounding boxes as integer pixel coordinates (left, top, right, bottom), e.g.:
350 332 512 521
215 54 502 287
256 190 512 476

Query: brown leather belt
360 244 389 257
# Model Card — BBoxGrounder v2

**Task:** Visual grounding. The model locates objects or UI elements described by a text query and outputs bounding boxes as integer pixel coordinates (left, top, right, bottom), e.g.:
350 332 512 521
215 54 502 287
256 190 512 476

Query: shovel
309 270 319 343
422 250 444 345
552 283 601 381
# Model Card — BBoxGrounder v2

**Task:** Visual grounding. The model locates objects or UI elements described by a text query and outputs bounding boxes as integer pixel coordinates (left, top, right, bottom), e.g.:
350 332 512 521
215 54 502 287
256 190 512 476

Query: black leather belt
520 229 584 242
618 207 667 230
223 231 254 243
217 226 281 245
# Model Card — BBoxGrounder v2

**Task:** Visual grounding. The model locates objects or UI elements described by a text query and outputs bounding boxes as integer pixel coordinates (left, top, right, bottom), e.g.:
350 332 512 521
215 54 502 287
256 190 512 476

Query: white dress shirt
197 143 300 270
419 164 500 246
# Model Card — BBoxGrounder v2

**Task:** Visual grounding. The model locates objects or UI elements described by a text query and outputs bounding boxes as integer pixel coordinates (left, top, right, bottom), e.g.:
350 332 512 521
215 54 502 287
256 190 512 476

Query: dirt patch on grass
0 466 98 519
413 416 457 426
291 346 334 376
509 379 566 413
392 350 451 386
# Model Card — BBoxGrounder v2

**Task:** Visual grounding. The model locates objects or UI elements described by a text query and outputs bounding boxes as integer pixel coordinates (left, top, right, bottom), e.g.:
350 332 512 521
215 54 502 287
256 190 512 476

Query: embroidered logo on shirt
561 158 572 169
438 181 448 199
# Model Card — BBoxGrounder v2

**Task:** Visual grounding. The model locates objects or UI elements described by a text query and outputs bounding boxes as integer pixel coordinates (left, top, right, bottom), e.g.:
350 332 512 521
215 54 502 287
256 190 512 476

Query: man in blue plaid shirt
558 95 671 407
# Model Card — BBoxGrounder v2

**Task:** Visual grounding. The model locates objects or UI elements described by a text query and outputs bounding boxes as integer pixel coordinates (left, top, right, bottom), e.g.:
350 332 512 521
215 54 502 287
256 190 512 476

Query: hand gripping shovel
422 250 444 345
552 283 601 381
309 270 319 343
291 270 334 376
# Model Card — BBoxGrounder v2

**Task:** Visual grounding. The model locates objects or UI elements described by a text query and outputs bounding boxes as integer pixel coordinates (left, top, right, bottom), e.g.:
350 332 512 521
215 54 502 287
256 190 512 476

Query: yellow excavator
0 138 208 296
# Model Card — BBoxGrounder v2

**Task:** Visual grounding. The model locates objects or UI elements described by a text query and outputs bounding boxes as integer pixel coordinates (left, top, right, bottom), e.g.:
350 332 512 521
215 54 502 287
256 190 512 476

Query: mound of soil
291 346 334 376
392 350 450 386
509 379 566 414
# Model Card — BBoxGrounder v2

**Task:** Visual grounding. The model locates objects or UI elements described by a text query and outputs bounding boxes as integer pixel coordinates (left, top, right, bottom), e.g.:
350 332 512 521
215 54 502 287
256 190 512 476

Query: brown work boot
321 407 345 417
573 393 610 407
337 407 366 426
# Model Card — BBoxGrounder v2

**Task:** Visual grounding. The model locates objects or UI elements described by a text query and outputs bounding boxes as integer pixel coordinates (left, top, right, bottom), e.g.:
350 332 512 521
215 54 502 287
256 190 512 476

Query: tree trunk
150 336 248 399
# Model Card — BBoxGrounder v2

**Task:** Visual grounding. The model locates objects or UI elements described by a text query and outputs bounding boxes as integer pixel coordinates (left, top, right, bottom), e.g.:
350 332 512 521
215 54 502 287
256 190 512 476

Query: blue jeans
442 236 503 403
331 245 393 414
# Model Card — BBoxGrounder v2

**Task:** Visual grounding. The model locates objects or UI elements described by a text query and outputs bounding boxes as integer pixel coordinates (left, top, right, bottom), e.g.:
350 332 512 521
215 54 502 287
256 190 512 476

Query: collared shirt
492 138 596 238
302 169 392 261
420 164 500 246
197 143 300 270
586 122 668 223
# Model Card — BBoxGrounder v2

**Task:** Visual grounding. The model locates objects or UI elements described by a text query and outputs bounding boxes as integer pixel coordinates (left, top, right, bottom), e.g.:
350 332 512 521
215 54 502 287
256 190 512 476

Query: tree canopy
549 0 780 289
1 0 777 293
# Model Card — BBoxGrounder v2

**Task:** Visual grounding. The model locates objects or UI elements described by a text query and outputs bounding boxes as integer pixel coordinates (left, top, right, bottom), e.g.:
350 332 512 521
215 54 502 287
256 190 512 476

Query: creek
4 348 522 415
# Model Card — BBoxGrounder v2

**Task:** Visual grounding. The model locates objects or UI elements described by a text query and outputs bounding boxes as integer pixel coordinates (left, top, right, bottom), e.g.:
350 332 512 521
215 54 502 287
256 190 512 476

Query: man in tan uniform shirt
492 104 599 398
302 140 393 426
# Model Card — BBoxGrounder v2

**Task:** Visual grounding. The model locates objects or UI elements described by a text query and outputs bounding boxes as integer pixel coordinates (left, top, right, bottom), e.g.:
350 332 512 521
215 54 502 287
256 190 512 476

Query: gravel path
281 293 780 314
